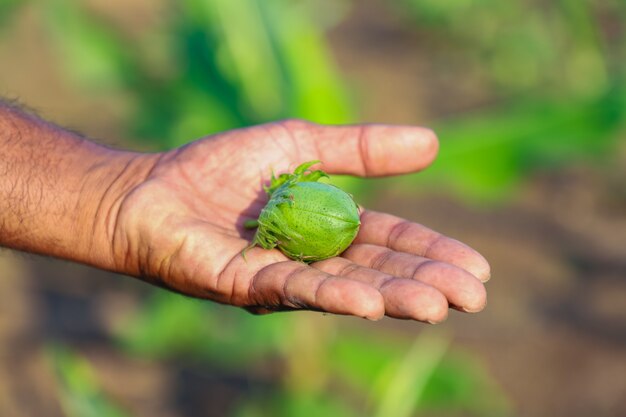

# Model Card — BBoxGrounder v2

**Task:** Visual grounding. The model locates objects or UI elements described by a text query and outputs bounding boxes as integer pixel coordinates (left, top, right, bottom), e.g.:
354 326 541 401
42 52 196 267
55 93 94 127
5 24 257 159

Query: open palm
112 120 489 322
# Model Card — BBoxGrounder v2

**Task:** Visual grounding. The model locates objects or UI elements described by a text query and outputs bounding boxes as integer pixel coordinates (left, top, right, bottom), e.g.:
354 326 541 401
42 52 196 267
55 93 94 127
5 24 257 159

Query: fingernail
461 299 487 313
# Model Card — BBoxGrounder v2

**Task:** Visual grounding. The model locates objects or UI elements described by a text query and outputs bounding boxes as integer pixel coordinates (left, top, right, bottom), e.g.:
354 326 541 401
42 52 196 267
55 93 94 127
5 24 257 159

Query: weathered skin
248 161 360 262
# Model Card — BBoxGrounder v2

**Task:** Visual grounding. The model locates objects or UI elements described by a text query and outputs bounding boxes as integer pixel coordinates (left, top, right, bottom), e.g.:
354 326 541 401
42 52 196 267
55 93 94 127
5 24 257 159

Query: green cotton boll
248 161 360 262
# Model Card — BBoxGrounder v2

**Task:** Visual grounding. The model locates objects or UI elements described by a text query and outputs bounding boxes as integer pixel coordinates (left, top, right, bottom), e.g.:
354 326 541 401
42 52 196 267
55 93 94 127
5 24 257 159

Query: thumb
284 120 439 177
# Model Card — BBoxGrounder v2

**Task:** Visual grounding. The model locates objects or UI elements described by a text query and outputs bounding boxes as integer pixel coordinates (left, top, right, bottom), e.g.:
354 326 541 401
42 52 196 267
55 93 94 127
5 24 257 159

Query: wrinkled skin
110 120 490 323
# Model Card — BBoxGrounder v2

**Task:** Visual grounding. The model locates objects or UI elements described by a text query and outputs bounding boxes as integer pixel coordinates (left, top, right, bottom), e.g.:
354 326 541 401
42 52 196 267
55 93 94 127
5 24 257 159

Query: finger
313 257 449 323
244 306 282 315
341 244 487 313
248 258 385 320
356 211 491 282
191 238 383 320
283 120 439 177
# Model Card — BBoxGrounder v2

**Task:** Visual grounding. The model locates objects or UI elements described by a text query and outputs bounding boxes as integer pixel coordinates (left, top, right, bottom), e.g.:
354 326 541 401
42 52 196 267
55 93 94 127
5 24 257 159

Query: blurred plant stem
371 330 451 417
283 315 334 394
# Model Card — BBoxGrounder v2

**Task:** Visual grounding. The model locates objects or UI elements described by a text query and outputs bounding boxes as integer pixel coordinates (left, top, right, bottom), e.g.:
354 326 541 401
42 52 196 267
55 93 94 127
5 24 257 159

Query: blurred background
1 0 625 416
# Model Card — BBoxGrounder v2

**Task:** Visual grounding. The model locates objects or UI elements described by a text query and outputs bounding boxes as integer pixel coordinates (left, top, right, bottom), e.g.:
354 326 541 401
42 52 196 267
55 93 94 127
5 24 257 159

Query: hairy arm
0 102 154 269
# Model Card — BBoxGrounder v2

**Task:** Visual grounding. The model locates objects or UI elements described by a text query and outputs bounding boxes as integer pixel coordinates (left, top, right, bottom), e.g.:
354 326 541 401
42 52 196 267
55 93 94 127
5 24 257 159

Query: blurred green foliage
118 291 287 364
391 0 626 201
5 0 624 415
311 0 626 203
0 0 22 29
42 0 354 147
402 93 624 201
116 291 512 417
48 345 131 417
400 0 615 96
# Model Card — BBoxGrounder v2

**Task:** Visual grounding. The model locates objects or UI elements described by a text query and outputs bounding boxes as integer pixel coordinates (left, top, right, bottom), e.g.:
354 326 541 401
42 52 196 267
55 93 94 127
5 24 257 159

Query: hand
108 120 489 322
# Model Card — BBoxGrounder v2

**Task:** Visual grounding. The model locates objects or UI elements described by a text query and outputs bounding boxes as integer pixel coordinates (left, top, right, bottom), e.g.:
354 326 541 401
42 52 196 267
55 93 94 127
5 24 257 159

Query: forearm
0 102 154 269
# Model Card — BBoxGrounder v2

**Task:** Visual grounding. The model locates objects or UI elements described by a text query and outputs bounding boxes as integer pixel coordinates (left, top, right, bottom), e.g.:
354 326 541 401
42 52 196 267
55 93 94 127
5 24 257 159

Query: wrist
76 147 162 272
0 103 161 270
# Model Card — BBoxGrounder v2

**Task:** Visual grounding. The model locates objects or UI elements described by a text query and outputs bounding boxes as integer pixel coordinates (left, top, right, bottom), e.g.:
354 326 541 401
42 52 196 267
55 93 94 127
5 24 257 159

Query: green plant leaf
420 349 514 417
260 0 355 124
0 0 26 31
371 330 451 417
47 344 131 417
116 290 291 366
399 93 624 202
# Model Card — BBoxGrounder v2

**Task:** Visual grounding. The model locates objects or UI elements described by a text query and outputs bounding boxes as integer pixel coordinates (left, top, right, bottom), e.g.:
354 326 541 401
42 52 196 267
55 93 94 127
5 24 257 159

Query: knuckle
278 118 313 132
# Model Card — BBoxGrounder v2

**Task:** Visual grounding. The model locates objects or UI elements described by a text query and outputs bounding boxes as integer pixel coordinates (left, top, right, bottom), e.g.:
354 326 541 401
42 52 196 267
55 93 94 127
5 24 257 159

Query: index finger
355 210 491 282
